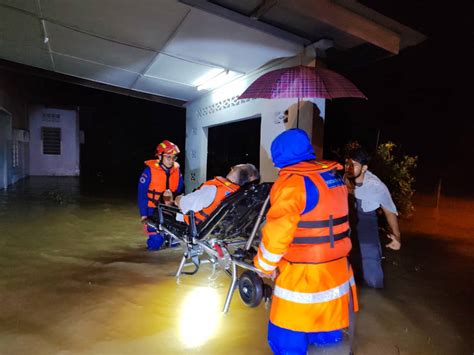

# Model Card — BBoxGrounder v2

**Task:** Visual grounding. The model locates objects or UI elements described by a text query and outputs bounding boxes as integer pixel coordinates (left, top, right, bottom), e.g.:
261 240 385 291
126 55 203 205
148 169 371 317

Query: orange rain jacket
254 160 358 332
145 160 181 208
184 176 240 224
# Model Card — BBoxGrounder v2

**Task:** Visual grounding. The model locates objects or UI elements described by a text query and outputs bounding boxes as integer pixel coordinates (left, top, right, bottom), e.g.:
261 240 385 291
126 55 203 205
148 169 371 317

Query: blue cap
271 129 316 168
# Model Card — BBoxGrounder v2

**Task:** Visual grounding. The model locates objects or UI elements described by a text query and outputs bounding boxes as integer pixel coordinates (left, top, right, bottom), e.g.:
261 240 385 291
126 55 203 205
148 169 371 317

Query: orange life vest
254 160 357 332
184 177 240 224
145 160 181 208
283 160 352 264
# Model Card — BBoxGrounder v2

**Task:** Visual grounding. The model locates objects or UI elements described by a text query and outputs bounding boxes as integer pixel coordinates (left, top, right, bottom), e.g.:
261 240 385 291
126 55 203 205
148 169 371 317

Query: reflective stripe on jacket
184 176 240 224
254 160 358 332
145 160 181 208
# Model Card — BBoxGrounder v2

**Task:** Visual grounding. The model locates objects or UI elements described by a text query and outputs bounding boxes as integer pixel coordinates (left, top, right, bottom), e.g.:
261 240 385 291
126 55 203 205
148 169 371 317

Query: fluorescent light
192 68 224 87
197 70 241 91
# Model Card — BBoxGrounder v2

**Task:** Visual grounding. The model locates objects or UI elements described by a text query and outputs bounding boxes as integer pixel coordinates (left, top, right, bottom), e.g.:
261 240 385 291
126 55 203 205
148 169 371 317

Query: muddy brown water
0 178 472 354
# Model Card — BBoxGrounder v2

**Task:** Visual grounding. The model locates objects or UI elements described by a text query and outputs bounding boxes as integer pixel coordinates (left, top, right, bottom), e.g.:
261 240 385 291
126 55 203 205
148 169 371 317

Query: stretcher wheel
238 271 263 307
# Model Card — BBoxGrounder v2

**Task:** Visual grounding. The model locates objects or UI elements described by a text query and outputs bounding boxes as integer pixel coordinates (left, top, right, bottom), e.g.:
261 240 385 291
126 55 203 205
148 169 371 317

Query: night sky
324 0 473 196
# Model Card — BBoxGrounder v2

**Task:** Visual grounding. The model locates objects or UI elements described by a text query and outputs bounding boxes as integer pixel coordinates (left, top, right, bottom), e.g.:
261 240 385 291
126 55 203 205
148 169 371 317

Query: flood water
0 177 472 354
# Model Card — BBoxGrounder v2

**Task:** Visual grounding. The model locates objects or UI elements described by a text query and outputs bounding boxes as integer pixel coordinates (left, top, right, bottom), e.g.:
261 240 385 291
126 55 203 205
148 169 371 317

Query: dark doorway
207 117 261 179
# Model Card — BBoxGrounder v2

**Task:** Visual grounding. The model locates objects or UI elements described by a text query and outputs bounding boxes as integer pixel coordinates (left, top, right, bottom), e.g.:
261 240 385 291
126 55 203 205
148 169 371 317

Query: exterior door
207 117 261 180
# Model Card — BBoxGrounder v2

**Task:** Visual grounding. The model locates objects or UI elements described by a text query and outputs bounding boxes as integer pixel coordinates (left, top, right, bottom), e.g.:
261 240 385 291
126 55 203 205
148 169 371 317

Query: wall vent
41 127 61 155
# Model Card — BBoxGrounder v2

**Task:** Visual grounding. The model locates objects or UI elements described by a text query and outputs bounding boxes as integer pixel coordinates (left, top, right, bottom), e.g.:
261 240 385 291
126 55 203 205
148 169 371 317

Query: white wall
184 56 325 192
29 106 80 176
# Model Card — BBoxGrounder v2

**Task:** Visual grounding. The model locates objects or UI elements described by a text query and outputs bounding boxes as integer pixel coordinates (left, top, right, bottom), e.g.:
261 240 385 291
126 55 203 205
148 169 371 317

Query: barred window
41 127 61 155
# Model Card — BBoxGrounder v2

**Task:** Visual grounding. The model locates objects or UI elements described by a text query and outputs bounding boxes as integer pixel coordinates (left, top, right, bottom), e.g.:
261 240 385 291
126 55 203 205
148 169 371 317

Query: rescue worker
138 140 183 250
254 129 358 355
175 163 259 223
344 148 401 288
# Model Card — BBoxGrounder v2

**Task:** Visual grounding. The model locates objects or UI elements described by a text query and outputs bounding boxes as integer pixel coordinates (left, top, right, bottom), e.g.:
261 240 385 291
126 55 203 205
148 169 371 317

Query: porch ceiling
0 0 424 105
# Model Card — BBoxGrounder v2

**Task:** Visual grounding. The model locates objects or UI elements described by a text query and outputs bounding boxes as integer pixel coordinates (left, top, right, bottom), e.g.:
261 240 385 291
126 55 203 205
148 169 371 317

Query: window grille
41 127 61 155
12 141 19 168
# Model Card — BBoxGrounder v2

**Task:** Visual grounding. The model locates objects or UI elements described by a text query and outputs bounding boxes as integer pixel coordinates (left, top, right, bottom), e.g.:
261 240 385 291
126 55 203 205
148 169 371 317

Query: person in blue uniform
138 140 183 250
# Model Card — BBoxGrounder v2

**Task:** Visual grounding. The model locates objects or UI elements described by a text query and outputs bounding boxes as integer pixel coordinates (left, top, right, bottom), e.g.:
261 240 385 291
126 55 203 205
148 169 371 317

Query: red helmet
156 140 180 156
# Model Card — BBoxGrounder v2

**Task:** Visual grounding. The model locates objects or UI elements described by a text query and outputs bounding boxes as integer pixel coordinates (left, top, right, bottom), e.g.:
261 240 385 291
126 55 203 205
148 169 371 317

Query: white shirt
176 185 217 221
354 170 398 214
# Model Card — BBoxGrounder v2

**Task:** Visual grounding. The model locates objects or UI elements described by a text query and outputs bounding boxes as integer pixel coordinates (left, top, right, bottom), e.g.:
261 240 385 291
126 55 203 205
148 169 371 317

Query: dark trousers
350 199 384 288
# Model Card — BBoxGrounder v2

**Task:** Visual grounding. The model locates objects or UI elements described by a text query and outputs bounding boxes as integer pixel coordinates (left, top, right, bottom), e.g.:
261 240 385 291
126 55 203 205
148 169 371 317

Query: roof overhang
0 0 425 105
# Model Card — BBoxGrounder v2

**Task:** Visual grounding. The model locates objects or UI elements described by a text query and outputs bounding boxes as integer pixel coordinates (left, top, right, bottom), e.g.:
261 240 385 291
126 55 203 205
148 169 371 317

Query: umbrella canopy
238 65 367 100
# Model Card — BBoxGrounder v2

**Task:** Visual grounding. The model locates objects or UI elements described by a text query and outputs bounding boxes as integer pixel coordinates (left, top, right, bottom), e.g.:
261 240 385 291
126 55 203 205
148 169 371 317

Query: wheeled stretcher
146 182 273 312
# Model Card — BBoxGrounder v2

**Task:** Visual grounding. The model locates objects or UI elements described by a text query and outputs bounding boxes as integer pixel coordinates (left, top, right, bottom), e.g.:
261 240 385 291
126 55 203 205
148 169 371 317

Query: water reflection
0 176 81 210
179 287 222 348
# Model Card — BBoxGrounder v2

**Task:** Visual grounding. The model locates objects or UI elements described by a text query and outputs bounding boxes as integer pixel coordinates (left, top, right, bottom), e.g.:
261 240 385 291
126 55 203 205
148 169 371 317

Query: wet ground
0 177 472 355
352 194 473 355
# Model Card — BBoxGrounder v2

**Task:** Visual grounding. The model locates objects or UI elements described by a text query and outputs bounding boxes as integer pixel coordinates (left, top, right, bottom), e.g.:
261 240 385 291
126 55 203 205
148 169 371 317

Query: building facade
184 56 325 191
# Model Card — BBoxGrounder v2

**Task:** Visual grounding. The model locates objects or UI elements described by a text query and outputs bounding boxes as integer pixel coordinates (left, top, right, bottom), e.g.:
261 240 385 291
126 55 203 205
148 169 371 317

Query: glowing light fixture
179 287 221 348
196 69 242 91
192 68 224 87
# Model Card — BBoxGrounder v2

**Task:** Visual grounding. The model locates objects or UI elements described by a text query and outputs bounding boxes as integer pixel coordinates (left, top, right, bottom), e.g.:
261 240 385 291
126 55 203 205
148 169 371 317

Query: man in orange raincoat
254 129 358 354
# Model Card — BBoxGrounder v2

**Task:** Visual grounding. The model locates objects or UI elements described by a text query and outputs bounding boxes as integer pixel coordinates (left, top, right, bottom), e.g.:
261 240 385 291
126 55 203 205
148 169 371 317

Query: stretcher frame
147 182 271 313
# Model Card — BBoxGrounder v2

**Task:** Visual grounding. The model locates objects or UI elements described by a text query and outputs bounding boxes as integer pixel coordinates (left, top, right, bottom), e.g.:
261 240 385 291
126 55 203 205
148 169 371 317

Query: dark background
78 95 185 191
324 0 473 196
207 118 261 180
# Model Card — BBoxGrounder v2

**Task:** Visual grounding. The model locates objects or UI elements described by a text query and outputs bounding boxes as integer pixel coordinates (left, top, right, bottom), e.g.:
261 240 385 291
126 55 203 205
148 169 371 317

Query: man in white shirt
345 148 401 288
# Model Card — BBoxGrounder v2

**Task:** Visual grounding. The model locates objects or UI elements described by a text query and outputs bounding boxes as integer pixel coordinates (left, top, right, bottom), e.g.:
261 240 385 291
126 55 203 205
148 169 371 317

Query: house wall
184 56 325 192
29 105 80 176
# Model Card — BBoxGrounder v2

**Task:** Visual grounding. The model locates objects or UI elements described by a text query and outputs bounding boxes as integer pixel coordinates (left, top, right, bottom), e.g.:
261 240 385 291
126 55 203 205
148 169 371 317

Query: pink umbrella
239 65 367 100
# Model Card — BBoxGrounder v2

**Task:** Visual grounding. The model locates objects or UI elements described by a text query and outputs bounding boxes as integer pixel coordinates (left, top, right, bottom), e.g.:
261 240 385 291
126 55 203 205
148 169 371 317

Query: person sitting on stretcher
175 164 260 224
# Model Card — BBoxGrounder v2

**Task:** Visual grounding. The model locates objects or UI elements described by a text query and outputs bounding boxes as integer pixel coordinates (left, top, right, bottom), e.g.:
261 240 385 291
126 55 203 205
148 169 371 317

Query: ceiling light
197 70 241 91
192 68 224 87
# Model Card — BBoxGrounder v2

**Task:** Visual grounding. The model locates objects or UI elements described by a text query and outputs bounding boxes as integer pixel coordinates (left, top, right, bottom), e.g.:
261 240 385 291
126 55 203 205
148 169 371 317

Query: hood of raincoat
271 129 316 168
